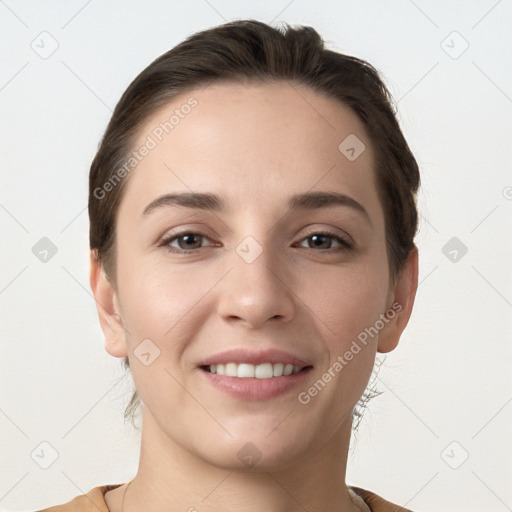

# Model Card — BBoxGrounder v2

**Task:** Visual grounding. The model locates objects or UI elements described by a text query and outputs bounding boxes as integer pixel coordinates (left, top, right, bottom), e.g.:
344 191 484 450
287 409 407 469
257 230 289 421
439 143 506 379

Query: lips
197 348 314 400
200 365 312 400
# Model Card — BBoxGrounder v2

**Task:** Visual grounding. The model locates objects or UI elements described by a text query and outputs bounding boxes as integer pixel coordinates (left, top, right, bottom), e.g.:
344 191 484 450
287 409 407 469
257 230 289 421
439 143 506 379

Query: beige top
36 483 414 511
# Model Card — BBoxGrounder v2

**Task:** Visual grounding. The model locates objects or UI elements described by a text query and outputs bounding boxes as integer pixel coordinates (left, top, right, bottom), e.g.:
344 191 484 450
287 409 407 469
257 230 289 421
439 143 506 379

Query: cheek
117 265 201 412
117 251 208 333
116 258 218 396
303 260 389 345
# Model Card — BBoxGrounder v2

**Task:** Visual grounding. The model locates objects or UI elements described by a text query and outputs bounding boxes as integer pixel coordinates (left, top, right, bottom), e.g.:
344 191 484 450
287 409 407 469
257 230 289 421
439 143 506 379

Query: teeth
225 363 238 377
273 363 284 377
237 363 255 378
255 363 273 379
207 362 303 378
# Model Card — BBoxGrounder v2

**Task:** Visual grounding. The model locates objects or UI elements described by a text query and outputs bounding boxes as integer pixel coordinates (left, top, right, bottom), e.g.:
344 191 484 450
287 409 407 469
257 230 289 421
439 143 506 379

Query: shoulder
349 486 415 512
36 484 123 512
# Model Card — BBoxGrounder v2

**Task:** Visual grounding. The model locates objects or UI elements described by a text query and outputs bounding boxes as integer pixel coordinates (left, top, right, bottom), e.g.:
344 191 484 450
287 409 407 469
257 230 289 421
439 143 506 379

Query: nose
216 243 296 330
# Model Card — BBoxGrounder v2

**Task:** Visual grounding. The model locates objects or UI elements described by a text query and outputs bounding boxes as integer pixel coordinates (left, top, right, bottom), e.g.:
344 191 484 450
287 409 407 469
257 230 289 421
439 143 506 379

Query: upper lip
197 348 313 368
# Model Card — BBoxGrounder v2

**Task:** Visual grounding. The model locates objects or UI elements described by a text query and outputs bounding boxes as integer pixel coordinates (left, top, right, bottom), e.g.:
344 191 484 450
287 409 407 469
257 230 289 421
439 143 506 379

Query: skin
90 81 418 512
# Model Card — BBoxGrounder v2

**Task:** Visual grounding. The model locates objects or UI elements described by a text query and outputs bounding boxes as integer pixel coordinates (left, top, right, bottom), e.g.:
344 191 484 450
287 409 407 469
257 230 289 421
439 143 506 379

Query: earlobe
89 250 128 358
377 246 419 354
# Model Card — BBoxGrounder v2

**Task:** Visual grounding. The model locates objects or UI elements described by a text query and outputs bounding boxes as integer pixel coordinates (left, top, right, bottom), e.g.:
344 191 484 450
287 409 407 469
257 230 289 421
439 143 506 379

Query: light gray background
1 1 511 511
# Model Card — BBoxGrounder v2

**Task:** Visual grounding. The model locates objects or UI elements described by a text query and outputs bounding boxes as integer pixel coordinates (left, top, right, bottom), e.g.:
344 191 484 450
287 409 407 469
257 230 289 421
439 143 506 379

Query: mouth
200 362 312 378
196 348 314 400
198 361 314 401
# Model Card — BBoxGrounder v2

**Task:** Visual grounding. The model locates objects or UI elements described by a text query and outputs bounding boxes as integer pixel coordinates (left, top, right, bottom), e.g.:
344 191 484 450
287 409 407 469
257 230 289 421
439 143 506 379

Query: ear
89 250 128 358
377 246 419 353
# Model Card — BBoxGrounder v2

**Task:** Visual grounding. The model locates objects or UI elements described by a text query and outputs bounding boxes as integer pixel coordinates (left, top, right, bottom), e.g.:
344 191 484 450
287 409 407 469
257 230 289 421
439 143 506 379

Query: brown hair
89 19 420 428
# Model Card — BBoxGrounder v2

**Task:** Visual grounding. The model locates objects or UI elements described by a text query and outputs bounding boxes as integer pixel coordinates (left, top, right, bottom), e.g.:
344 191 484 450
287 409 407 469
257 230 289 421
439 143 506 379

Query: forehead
120 81 383 224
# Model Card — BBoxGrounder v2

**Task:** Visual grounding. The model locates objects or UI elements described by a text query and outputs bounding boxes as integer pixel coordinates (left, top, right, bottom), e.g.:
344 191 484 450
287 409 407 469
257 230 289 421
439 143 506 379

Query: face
92 81 417 471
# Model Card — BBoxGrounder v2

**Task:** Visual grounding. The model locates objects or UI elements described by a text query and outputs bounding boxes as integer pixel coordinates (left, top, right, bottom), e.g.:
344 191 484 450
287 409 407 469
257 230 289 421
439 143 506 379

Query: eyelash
158 230 354 254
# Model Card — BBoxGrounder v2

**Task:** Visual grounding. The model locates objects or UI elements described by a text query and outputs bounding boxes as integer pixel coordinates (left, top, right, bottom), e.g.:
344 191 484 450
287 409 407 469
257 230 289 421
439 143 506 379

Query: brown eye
160 232 214 253
297 231 353 251
175 233 203 250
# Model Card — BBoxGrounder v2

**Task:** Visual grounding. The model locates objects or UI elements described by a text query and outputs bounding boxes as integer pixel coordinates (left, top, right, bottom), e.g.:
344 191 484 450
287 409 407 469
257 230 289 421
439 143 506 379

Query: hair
88 19 420 429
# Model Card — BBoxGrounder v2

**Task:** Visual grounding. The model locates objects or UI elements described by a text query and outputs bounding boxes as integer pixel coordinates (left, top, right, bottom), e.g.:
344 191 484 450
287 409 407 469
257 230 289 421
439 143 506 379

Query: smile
199 364 313 401
203 362 306 378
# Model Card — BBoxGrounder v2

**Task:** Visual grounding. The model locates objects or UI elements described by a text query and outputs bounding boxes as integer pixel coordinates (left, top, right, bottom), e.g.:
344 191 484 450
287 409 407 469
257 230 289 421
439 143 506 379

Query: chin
198 428 310 473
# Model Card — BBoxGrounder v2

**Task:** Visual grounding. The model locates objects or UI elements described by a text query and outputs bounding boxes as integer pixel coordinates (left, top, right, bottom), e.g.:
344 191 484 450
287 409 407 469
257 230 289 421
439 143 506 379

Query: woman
40 19 419 512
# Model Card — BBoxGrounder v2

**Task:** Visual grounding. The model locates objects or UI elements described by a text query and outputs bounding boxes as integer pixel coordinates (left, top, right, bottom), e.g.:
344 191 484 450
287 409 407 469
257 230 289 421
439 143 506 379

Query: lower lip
199 367 313 401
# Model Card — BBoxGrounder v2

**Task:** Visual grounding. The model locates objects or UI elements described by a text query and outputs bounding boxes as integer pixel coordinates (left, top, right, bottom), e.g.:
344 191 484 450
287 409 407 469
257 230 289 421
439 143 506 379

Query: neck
124 407 359 512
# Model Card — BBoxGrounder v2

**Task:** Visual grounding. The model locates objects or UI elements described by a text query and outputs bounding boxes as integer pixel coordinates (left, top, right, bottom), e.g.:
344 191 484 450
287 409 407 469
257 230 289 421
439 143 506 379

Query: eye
296 231 353 252
159 232 216 253
159 230 353 254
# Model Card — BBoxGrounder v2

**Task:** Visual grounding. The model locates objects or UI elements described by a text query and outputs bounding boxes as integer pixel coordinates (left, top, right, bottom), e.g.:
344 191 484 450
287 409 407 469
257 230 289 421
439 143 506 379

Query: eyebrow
142 191 371 224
